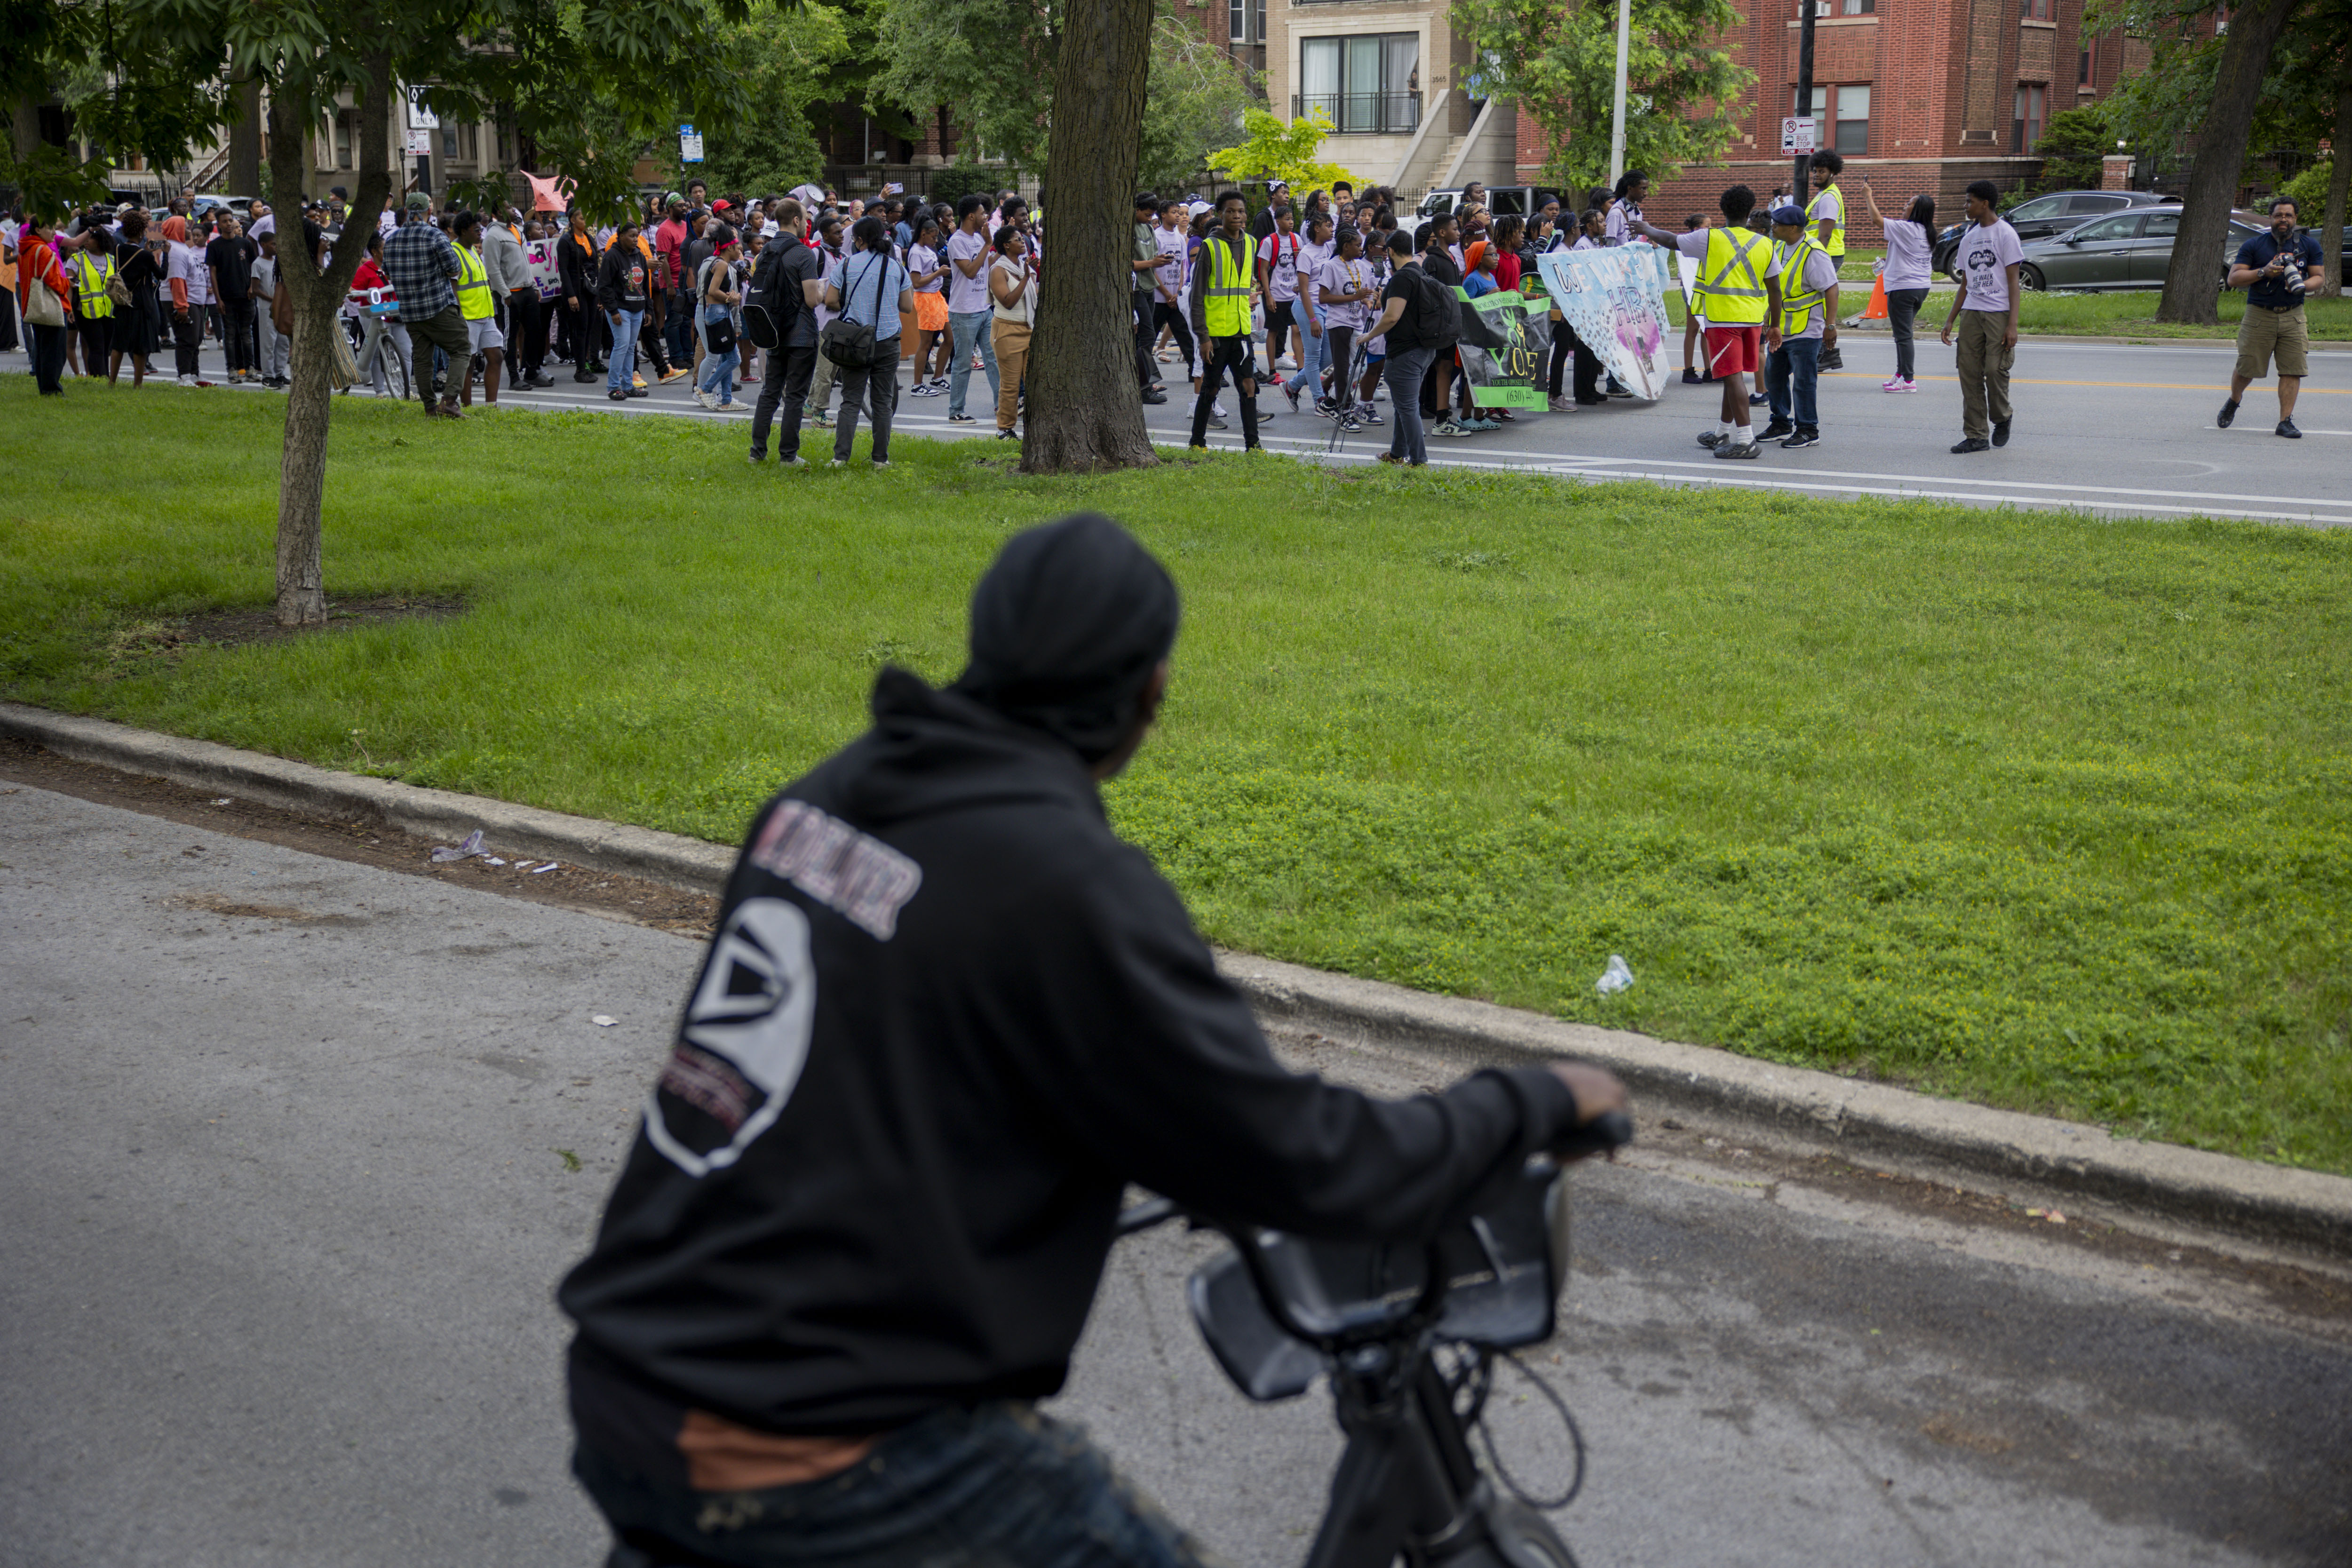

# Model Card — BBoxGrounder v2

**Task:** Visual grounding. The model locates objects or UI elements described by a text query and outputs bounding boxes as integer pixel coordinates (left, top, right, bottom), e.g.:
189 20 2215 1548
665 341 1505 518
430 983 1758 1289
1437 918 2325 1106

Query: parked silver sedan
2018 206 2262 292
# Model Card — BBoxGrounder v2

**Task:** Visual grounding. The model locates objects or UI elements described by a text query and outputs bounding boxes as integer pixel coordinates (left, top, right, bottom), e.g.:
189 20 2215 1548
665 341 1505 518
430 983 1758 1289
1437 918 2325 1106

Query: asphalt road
4 782 2349 1567
95 322 2352 528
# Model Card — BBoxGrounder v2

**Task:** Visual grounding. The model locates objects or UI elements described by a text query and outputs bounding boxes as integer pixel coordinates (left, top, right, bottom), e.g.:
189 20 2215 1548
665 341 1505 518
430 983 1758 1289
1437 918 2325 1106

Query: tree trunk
270 60 394 628
230 74 263 197
2156 0 2306 324
1020 0 1159 475
2324 87 2351 296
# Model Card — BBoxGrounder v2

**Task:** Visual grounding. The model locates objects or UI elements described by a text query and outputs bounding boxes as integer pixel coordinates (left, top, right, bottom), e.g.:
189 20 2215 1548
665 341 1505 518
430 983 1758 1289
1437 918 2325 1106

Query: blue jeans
1765 335 1820 432
700 307 739 401
947 309 998 417
1384 345 1433 464
1300 317 1330 393
574 1401 1216 1568
607 310 643 394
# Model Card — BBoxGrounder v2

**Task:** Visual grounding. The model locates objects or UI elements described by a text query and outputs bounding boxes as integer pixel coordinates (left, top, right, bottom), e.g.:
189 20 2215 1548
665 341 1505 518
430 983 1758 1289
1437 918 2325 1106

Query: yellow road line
1828 372 2351 394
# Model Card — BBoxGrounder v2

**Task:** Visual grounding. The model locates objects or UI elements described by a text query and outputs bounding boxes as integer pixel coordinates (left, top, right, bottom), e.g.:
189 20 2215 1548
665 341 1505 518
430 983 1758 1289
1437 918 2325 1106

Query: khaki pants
1954 308 2013 441
992 318 1031 433
2233 304 2309 381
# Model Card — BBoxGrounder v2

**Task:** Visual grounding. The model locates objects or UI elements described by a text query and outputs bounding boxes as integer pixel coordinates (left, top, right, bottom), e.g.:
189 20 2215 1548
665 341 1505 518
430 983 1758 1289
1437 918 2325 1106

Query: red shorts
1702 325 1762 377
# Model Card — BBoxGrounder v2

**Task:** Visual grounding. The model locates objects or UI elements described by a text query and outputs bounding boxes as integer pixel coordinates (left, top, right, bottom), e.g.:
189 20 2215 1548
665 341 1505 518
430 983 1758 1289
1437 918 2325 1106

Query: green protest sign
1453 286 1550 409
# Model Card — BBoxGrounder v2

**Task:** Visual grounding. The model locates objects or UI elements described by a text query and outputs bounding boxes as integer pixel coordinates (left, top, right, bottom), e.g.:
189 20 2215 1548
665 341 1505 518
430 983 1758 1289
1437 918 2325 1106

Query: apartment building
1264 0 2146 240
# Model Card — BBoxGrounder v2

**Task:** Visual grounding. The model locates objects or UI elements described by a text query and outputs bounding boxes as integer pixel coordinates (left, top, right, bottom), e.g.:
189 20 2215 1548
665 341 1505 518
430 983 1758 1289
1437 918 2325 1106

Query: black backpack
743 239 804 350
1408 266 1460 351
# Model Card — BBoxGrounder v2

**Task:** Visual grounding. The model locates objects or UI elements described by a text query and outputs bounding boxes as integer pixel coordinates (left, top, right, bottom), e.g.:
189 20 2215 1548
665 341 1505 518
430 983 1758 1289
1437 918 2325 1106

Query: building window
1840 0 1875 14
2021 0 2050 17
1298 33 1422 135
1229 0 1263 45
2078 49 2092 85
1794 84 1870 155
2012 84 2046 151
336 110 356 169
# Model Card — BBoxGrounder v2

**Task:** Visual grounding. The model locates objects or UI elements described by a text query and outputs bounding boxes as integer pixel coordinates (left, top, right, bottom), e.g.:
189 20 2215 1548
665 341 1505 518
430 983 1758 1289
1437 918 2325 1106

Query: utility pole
1609 0 1632 184
1793 0 1818 198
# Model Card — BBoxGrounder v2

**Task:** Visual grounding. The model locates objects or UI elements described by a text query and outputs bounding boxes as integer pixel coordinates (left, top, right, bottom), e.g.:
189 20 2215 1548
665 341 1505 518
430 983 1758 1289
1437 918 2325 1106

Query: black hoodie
558 668 1579 1449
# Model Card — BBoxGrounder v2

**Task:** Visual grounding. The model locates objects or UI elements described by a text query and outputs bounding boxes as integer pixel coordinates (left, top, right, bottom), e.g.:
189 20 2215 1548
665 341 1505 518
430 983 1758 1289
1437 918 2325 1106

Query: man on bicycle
559 514 1629 1568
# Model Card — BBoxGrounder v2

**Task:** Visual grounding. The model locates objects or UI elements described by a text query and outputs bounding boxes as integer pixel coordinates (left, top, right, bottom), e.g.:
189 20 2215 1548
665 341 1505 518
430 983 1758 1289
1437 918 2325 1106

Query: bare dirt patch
177 594 466 650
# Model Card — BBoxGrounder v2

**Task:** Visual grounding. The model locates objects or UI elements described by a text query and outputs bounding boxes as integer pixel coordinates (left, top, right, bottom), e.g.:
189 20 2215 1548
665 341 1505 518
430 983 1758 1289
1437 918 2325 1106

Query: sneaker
829 458 848 468
608 389 627 402
1748 391 1770 407
947 411 976 424
632 374 648 390
929 376 949 392
779 455 808 469
1757 420 1795 441
1339 414 1362 432
811 412 834 428
2277 418 2302 439
1697 430 1729 449
1881 377 1910 392
1188 443 1210 453
1211 400 1228 419
872 461 890 470
176 374 196 387
1356 403 1381 425
1712 439 1761 460
2216 399 2238 429
1681 367 1705 385
695 390 720 409
1432 419 1465 438
1991 418 2011 448
747 451 766 463
1208 413 1229 430
1818 348 1844 370
1463 417 1500 433
1950 437 1990 454
573 370 598 383
715 401 741 412
626 386 648 398
660 367 690 383
909 382 933 396
1377 451 1404 465
1284 380 1303 412
1780 430 1820 449
996 428 1019 440
1549 395 1576 412
1141 388 1167 405
529 371 556 388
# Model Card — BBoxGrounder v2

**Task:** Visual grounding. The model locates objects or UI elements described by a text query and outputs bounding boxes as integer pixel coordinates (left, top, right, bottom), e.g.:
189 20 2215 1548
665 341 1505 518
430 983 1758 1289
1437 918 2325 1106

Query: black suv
1931 189 2167 279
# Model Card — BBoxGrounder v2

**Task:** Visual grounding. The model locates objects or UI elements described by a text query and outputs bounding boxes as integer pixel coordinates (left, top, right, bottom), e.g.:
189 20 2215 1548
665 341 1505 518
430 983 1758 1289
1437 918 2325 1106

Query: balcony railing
1292 92 1422 136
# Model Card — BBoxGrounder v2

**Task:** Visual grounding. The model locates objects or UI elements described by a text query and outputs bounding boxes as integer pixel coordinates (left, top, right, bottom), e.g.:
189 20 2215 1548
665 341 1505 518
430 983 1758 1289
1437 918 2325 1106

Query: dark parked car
2013 205 2264 292
1932 189 2168 278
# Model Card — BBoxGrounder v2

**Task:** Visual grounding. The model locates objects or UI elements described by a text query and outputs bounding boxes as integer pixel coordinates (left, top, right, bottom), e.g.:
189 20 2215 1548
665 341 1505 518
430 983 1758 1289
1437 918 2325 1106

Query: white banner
679 124 705 164
1535 246 1677 402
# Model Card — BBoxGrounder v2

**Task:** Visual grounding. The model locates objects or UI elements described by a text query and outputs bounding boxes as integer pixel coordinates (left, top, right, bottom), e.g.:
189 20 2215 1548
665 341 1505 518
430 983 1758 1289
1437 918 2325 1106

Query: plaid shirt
382 221 461 322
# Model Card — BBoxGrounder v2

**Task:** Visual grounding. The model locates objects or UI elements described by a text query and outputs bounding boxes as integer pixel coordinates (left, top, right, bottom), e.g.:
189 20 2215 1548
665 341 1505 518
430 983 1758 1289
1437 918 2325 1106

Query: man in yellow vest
1633 186 1784 458
1807 150 1847 370
452 210 507 408
69 227 118 384
1759 204 1842 450
1185 191 1265 453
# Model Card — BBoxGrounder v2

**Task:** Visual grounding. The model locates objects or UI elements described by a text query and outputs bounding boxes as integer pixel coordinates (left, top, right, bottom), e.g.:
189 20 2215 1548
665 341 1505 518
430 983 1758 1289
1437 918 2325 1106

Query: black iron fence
1292 92 1421 136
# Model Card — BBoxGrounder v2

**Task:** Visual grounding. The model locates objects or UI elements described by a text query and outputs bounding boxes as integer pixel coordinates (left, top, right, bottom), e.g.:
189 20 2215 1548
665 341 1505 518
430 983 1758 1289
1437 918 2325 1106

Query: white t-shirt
907 242 942 293
1955 219 2024 312
989 252 1036 325
1881 220 1932 291
1257 231 1302 302
1311 254 1372 332
945 228 991 314
1152 226 1188 298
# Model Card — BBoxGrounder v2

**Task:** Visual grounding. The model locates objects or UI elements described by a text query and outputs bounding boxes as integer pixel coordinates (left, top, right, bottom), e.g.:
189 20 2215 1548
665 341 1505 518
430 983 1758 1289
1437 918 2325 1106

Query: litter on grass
531 861 559 874
209 798 232 806
1595 955 1635 995
430 829 486 863
591 1014 618 1027
484 857 507 867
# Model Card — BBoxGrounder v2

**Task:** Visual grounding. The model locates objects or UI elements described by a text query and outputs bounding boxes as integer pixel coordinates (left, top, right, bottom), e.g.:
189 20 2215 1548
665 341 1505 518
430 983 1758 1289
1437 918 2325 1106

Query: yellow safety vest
455 243 494 320
72 249 116 319
1776 235 1827 336
1200 232 1252 338
1694 227 1771 326
1814 183 1845 257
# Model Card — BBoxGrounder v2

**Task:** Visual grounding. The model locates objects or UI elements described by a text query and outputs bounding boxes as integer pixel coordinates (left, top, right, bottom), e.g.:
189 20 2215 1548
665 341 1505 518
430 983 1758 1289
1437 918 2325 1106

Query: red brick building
1522 0 2149 244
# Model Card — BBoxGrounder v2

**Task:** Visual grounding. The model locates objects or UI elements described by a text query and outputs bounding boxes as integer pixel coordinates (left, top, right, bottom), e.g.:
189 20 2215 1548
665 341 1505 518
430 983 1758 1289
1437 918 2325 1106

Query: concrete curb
9 700 2350 1261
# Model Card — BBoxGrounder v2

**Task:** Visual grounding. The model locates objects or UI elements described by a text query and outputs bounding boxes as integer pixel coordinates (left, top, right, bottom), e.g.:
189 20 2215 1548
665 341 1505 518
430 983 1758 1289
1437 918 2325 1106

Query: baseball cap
1769 204 1807 226
712 199 731 212
405 192 430 208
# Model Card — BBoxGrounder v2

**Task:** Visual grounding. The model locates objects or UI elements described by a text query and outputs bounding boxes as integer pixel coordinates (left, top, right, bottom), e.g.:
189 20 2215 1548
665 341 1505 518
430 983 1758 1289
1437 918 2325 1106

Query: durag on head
950 514 1180 764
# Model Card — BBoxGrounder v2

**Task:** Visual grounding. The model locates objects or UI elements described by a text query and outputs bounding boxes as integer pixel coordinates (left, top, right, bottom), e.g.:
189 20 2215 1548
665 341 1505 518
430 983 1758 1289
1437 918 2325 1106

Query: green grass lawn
2014 290 2352 341
6 380 2350 1171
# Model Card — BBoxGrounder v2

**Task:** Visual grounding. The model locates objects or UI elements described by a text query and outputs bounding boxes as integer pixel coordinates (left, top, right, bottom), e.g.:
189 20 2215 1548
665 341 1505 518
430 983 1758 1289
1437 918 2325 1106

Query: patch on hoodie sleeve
747 799 923 940
647 897 816 1176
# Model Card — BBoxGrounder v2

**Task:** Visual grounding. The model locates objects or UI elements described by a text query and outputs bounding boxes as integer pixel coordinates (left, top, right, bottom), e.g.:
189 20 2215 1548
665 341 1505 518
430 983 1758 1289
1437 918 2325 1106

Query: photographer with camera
2219 196 2325 440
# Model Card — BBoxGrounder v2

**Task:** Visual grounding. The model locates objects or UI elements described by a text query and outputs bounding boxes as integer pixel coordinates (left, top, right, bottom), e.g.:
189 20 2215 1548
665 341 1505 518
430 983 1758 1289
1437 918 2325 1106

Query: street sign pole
1608 0 1633 185
1794 0 1817 199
